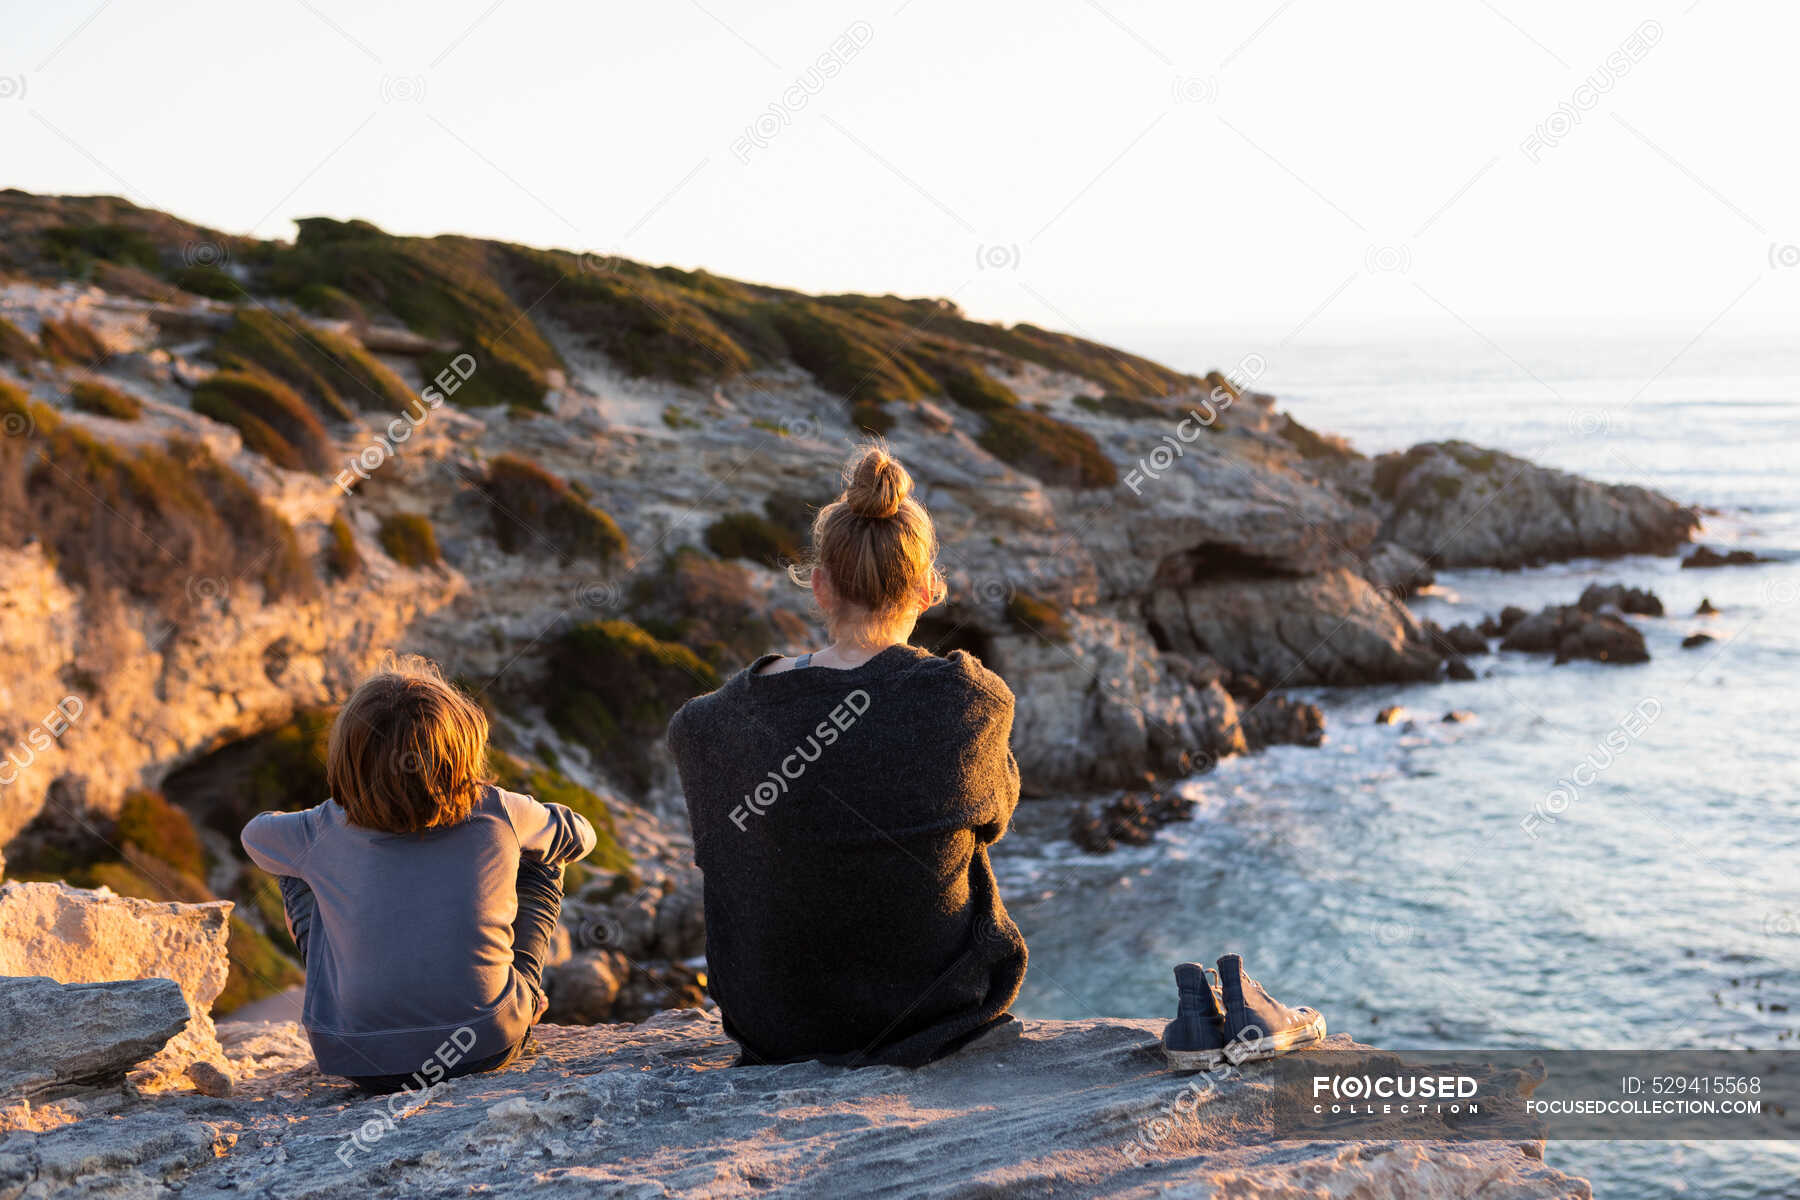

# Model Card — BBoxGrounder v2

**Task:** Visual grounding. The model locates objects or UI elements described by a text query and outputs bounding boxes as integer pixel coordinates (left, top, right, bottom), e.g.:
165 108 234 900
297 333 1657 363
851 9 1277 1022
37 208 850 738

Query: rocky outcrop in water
1341 440 1699 569
1683 545 1770 568
1578 582 1663 616
1500 606 1650 665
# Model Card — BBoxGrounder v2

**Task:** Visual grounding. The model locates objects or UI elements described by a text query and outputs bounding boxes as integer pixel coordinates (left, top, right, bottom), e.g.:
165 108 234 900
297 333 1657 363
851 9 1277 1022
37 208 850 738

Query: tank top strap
793 652 813 669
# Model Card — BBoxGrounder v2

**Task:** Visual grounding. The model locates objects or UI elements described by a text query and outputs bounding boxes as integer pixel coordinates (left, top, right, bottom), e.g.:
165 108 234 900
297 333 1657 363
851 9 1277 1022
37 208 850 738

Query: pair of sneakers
1161 953 1327 1070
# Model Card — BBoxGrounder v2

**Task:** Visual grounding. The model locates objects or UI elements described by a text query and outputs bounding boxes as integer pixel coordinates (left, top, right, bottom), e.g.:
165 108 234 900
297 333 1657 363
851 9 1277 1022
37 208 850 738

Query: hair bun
843 446 911 519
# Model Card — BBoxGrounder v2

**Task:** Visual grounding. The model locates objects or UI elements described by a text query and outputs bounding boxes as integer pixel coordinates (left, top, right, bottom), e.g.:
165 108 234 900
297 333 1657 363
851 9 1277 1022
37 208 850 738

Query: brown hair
790 443 946 628
327 654 491 834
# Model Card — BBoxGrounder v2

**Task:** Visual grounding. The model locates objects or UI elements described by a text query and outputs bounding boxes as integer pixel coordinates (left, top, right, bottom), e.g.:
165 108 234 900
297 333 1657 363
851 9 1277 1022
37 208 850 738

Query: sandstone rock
1578 582 1663 617
1500 607 1649 665
0 976 189 1099
1446 657 1477 681
184 1059 234 1097
1682 633 1715 649
913 399 954 433
1682 545 1768 569
1147 568 1442 688
0 883 231 1089
1442 710 1475 724
0 1010 1588 1198
1359 440 1697 568
1696 597 1718 615
1376 706 1408 725
997 614 1246 793
542 949 630 1024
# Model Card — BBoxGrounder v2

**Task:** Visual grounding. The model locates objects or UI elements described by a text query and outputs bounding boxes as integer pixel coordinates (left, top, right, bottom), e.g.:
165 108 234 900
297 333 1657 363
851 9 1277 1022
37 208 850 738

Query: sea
994 326 1800 1198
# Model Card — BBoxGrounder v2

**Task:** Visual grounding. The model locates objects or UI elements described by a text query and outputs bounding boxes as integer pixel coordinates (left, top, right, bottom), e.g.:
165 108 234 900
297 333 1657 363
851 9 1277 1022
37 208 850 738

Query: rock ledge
0 1010 1589 1199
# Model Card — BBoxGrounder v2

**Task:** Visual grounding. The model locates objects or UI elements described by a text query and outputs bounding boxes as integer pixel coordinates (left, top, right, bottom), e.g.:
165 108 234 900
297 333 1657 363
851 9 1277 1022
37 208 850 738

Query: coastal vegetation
38 316 108 365
190 369 334 470
212 308 414 418
377 512 441 567
704 510 801 570
546 619 720 797
0 386 312 613
68 378 142 420
481 454 628 564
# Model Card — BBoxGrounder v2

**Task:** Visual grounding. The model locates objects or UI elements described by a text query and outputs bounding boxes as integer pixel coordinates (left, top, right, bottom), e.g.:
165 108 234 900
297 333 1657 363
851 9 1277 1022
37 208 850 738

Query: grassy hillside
0 190 1200 484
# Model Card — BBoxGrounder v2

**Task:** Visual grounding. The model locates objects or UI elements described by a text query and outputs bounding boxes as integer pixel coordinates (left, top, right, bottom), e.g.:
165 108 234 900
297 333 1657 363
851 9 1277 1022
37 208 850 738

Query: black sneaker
1216 953 1326 1062
1161 962 1229 1069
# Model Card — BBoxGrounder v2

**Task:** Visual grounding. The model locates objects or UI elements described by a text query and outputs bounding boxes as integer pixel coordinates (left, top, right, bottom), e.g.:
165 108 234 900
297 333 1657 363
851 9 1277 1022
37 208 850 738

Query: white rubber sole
1226 1009 1327 1064
1161 1009 1327 1071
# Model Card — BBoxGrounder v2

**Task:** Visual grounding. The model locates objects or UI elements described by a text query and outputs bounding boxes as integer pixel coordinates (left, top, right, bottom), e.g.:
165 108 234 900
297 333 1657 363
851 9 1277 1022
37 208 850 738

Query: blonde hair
327 654 491 834
790 443 946 631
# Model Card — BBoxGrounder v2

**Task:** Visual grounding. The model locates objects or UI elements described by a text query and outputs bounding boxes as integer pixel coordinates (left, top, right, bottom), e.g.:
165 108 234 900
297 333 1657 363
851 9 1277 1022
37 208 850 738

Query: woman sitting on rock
241 655 596 1092
669 443 1027 1067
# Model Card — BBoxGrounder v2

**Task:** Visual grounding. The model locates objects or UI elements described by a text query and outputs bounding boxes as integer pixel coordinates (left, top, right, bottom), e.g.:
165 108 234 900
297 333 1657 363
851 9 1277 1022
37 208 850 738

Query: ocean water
995 329 1800 1197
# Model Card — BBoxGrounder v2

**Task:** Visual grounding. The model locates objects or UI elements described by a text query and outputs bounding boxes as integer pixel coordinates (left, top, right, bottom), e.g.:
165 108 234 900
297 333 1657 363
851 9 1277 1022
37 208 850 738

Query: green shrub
628 548 811 670
43 224 161 272
761 490 824 546
69 379 142 420
217 915 305 1015
169 265 241 300
214 308 413 419
0 416 313 615
704 511 800 570
91 261 185 303
38 317 109 365
378 512 440 566
1432 475 1463 501
293 283 367 323
1072 391 1171 420
235 865 298 956
265 221 558 410
1005 590 1071 643
161 708 334 838
662 405 699 430
978 406 1117 488
925 355 1018 414
0 316 40 365
114 789 206 879
769 301 931 409
325 512 361 579
546 620 719 797
191 370 334 470
921 312 1194 400
490 750 634 879
850 400 895 434
505 246 752 385
482 454 627 564
83 857 212 904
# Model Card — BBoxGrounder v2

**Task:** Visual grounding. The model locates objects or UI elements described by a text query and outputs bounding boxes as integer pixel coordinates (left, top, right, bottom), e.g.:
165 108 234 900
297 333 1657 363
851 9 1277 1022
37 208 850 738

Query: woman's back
669 642 1026 1066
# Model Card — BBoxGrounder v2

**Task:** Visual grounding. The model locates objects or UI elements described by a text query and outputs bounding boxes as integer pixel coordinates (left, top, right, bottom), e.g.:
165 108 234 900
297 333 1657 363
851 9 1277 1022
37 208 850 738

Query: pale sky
3 0 1795 348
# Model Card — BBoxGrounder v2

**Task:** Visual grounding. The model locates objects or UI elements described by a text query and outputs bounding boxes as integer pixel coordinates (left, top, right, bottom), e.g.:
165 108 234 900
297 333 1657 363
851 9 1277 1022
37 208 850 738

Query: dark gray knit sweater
667 643 1026 1067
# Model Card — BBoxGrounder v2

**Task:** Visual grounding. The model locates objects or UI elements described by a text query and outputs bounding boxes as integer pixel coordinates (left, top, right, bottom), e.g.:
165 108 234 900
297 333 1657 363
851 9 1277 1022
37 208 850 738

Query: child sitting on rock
241 654 594 1092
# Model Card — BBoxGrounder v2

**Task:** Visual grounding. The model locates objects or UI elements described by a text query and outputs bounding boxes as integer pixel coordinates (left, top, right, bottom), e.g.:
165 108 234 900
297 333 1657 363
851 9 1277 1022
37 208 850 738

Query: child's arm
241 805 324 878
498 790 597 866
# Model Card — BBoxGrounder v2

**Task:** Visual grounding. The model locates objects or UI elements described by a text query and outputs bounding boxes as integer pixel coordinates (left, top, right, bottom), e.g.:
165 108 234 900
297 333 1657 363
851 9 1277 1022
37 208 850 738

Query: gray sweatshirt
241 785 595 1077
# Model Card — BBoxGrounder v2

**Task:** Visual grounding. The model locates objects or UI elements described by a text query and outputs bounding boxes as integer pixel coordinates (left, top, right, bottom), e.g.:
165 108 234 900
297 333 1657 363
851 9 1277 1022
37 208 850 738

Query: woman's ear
917 573 939 614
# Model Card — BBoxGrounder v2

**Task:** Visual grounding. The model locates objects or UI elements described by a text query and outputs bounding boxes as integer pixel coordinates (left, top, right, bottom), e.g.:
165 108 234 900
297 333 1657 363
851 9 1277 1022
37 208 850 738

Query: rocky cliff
0 189 1697 1020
